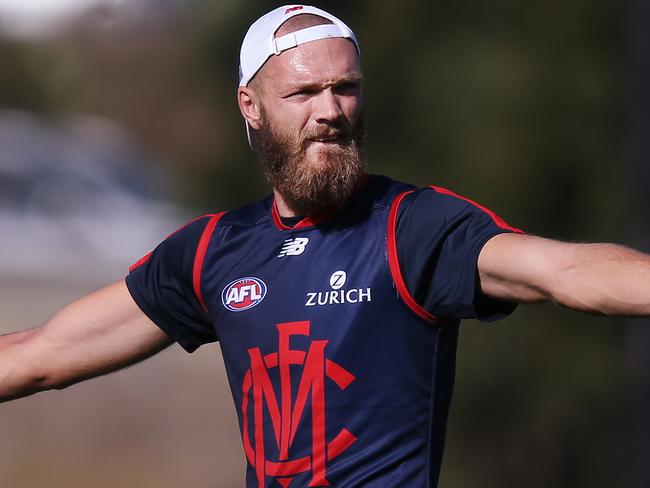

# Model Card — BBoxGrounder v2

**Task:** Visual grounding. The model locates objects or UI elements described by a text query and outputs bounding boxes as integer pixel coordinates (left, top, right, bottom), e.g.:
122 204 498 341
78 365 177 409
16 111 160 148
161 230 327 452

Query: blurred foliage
0 1 639 487
0 41 55 112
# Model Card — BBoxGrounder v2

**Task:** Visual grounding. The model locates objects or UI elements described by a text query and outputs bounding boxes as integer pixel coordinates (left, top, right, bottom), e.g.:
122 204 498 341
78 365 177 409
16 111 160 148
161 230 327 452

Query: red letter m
247 321 329 487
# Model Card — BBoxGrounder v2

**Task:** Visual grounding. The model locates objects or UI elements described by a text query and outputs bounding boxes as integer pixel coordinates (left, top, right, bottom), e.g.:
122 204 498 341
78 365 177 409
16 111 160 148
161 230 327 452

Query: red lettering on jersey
242 321 357 487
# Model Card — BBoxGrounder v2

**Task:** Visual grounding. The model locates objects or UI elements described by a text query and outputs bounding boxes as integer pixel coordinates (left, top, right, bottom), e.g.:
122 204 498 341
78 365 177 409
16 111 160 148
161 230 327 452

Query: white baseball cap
238 5 360 87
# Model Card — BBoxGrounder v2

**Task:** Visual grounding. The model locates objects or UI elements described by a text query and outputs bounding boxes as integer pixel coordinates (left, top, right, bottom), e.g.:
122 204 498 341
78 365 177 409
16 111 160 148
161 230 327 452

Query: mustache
301 123 352 147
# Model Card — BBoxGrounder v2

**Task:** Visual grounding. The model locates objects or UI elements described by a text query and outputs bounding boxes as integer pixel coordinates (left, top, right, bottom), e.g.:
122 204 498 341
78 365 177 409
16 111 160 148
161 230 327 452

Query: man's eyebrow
335 74 364 84
283 74 363 92
333 73 364 84
337 73 364 82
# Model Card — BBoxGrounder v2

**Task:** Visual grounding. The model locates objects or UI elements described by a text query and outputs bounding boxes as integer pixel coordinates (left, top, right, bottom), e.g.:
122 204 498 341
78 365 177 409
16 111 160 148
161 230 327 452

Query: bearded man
3 5 650 488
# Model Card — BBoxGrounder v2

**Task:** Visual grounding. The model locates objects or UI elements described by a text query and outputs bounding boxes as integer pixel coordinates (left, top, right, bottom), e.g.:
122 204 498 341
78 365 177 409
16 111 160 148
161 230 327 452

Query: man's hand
478 233 650 316
0 280 172 402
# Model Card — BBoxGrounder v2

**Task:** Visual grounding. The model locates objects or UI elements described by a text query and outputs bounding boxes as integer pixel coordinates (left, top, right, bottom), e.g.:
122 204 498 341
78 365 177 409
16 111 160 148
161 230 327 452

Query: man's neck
273 190 298 218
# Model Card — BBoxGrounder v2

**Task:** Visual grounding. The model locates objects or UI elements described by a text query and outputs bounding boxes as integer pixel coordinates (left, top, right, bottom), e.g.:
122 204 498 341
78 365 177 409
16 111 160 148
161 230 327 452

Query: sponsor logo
329 270 346 290
222 277 267 312
278 237 310 258
242 321 356 487
306 271 372 307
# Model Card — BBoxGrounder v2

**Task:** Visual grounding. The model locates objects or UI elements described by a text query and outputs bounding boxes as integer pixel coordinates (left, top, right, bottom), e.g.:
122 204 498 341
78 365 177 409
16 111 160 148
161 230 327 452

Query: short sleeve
395 186 523 322
126 215 218 352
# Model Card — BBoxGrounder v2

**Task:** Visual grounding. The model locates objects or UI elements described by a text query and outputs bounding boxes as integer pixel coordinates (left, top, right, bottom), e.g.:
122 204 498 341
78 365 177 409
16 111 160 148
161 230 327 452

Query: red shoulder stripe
387 190 443 324
128 252 153 273
193 212 226 312
128 214 218 273
429 185 524 233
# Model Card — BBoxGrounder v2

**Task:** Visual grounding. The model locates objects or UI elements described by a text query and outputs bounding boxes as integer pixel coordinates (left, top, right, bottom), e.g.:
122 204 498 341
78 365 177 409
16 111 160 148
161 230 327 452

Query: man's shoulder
364 175 482 215
396 184 523 234
213 195 274 227
157 195 272 246
401 185 471 213
366 175 473 205
364 173 415 208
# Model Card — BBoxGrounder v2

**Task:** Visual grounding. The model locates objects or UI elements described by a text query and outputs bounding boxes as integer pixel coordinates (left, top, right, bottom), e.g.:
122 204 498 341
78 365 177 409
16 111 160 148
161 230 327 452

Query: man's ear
237 86 263 130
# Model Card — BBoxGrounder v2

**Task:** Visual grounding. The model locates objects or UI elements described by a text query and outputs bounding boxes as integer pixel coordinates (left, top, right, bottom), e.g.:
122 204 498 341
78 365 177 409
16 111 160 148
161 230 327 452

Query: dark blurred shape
624 0 650 486
0 41 53 112
0 110 185 282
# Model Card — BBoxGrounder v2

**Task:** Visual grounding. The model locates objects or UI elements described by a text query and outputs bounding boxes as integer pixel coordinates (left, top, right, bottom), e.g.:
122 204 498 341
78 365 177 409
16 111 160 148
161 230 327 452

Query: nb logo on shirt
278 237 309 258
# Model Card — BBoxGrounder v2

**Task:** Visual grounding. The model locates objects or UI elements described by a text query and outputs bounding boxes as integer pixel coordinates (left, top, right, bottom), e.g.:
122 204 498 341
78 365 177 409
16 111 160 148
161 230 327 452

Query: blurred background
0 0 649 487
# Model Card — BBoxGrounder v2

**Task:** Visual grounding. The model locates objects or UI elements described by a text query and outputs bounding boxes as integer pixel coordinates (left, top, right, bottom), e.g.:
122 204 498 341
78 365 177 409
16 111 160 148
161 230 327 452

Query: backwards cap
239 5 360 87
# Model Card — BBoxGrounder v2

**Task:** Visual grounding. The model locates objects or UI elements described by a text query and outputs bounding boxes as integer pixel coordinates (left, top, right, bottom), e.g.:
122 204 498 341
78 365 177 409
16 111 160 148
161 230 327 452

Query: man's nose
314 89 343 123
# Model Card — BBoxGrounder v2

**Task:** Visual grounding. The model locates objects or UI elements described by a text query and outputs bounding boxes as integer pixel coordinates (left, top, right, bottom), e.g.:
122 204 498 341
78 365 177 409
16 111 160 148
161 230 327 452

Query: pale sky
0 0 115 38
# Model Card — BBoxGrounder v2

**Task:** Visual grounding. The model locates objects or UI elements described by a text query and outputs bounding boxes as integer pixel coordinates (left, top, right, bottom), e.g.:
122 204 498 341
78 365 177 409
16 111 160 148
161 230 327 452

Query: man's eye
335 83 359 95
288 89 314 98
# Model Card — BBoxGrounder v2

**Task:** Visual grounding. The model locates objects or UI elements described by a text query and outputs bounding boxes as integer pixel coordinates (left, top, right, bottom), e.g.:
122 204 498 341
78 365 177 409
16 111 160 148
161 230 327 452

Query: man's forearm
553 242 650 316
1 281 173 404
0 328 52 402
480 234 650 316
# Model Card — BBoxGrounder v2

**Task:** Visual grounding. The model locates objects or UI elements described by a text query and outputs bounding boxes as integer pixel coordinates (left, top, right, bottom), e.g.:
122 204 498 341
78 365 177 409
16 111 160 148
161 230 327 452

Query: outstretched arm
0 280 172 402
478 233 650 315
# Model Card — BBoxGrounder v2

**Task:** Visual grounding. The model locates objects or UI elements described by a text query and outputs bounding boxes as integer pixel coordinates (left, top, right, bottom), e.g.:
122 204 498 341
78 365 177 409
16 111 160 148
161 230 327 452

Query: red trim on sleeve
387 190 443 325
429 186 524 233
193 212 226 312
128 252 153 273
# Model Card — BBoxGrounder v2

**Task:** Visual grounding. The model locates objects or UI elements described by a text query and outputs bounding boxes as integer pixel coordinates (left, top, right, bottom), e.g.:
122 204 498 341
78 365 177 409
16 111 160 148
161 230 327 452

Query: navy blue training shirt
126 174 522 487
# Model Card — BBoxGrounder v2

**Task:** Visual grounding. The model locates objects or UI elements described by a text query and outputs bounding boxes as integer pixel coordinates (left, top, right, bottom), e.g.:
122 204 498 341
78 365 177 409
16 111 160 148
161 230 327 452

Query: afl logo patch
222 277 267 312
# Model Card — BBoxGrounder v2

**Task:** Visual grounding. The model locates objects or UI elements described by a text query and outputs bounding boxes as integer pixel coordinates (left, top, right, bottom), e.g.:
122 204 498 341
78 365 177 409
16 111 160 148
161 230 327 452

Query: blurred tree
0 41 53 112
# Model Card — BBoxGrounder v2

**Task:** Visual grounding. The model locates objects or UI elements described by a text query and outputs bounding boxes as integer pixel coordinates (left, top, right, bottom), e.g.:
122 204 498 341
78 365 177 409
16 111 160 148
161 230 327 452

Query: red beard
254 107 366 217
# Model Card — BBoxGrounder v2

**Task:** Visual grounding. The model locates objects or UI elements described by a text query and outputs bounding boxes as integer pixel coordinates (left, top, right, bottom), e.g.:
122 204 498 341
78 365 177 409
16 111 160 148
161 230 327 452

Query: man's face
248 37 365 216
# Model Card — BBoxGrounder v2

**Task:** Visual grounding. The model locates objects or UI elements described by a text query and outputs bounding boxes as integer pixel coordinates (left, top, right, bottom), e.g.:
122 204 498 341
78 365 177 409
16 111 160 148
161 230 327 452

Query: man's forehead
261 37 361 87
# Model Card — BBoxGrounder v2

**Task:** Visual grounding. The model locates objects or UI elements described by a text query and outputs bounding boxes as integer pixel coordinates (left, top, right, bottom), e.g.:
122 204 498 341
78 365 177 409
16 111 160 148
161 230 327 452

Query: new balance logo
278 237 309 258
